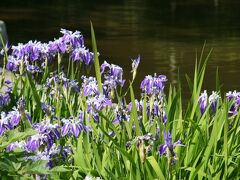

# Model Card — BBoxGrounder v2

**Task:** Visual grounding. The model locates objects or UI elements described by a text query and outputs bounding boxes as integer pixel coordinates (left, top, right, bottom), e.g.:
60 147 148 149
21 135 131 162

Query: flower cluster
198 90 240 118
1 28 188 176
87 95 112 122
140 74 167 96
61 114 91 137
5 29 93 74
198 90 220 114
5 109 89 169
113 103 130 124
71 46 94 65
31 120 60 150
81 76 99 97
45 72 80 96
101 61 125 95
8 141 72 168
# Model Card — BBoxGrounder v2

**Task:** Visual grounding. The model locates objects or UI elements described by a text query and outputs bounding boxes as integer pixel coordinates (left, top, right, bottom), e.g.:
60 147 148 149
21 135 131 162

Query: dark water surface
1 0 240 97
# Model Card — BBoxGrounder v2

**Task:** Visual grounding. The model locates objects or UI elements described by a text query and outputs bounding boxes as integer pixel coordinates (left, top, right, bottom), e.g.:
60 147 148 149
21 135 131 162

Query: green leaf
146 156 165 180
90 21 103 94
130 84 141 136
73 133 86 168
50 166 71 172
25 160 49 175
26 71 41 111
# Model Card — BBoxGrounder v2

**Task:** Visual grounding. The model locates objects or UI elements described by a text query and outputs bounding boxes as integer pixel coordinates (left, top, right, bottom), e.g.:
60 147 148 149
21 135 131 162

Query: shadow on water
1 0 240 99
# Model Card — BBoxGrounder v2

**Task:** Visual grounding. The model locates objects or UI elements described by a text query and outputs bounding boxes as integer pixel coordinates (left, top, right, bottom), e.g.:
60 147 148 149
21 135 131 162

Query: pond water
1 0 240 98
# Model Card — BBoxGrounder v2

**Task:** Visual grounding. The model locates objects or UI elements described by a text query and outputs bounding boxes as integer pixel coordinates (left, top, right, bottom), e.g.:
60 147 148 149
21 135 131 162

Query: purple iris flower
62 145 73 159
26 121 59 152
208 91 220 112
87 94 112 111
81 76 100 97
48 38 67 55
154 75 167 92
71 47 94 65
131 55 140 72
86 95 112 122
67 80 80 92
113 105 130 124
60 29 84 49
7 107 21 128
0 92 10 107
140 74 167 96
61 115 90 138
48 40 58 56
11 43 25 60
6 56 21 72
226 91 240 117
0 107 21 136
226 91 236 101
131 55 141 80
236 96 240 107
159 131 183 157
140 75 153 95
162 110 167 124
24 41 41 61
198 90 208 114
4 80 12 85
148 97 167 123
32 120 60 150
101 61 125 89
25 134 42 152
0 112 9 136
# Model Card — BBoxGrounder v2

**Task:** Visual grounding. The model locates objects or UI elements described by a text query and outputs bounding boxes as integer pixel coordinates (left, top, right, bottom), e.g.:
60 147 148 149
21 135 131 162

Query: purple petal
61 123 70 137
173 140 184 147
72 124 80 137
159 144 167 155
10 115 21 127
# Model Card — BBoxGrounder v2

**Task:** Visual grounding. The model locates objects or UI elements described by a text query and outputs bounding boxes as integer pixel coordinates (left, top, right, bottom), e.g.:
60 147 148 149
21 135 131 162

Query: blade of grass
130 84 141 136
26 71 41 114
147 156 165 180
90 21 103 94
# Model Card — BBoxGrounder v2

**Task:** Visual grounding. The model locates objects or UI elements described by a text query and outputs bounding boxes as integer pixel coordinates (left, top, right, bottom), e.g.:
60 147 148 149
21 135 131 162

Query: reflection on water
1 0 240 97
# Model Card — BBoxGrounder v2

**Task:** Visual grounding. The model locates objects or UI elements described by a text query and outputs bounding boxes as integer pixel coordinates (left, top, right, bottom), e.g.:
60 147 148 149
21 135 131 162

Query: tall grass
0 26 239 179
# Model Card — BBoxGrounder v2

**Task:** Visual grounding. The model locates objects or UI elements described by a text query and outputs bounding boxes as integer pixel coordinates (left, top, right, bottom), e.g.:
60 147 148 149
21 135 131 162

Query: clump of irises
0 28 180 174
198 90 240 118
198 90 220 114
2 29 92 75
0 28 239 179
